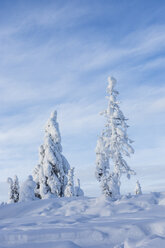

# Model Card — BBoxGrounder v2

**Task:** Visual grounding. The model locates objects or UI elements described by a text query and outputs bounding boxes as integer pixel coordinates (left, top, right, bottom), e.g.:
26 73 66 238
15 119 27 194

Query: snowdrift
0 193 165 248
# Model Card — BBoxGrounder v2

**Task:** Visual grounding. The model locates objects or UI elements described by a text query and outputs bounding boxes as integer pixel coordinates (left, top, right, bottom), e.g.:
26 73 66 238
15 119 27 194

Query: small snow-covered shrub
135 180 142 195
65 168 75 197
74 178 84 197
13 175 19 202
7 175 20 203
19 175 36 202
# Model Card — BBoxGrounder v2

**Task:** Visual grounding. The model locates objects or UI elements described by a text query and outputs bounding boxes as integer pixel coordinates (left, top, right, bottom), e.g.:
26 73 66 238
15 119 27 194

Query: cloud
149 97 165 113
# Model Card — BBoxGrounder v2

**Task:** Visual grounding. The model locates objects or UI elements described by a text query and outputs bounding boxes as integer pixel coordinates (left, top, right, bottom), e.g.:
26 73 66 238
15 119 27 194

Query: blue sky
0 0 165 201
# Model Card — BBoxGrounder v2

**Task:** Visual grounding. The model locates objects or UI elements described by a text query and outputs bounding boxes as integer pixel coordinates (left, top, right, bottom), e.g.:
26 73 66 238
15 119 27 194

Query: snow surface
0 193 165 248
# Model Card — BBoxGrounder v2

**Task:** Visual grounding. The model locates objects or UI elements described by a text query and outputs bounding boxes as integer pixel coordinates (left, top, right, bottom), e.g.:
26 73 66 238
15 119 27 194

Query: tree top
107 76 117 93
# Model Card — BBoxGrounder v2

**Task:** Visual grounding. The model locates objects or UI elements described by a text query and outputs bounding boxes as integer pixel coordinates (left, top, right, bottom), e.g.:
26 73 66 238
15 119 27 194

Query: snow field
0 192 165 247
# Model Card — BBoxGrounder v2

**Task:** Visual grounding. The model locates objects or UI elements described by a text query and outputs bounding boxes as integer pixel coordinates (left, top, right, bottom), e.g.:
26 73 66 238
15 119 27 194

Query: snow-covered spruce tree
64 167 75 197
19 175 36 202
33 111 70 199
7 177 14 203
75 178 84 197
7 175 19 203
135 180 142 195
96 77 135 198
13 175 19 202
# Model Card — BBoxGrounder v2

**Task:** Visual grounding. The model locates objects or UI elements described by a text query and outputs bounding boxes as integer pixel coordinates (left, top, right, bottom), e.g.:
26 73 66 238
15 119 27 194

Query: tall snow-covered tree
135 180 142 195
33 110 70 199
19 175 36 202
64 167 75 197
7 175 20 203
96 76 135 198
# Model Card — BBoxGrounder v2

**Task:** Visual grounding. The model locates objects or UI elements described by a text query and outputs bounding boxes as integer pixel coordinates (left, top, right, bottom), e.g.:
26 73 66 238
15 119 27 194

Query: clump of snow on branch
101 173 120 198
95 136 109 182
96 76 135 199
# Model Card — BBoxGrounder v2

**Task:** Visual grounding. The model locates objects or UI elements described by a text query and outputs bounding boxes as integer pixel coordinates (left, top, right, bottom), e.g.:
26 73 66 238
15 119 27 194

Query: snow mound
0 193 165 247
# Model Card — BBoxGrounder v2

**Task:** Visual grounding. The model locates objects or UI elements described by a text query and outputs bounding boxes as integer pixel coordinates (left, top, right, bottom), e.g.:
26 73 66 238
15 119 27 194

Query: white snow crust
0 192 165 247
